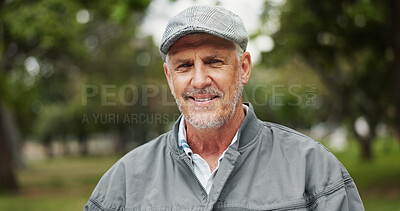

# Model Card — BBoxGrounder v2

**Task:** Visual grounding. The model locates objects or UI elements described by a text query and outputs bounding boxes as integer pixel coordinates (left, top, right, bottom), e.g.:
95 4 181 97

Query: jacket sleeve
313 177 365 210
310 149 365 210
84 199 106 211
298 138 365 211
83 161 127 211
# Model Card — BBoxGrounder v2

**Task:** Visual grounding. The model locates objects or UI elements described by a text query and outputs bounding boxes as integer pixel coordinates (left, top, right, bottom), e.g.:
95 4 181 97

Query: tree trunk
114 129 129 155
43 135 53 158
351 123 374 161
0 101 18 192
78 133 88 156
360 137 373 160
389 0 400 145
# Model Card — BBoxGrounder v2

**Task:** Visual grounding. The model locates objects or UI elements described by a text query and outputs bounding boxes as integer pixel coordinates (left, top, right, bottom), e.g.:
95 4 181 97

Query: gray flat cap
159 5 249 61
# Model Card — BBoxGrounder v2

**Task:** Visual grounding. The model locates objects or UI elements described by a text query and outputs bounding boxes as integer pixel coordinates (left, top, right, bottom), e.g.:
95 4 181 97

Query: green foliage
246 56 330 129
3 0 82 51
0 0 165 145
260 0 397 152
109 0 152 23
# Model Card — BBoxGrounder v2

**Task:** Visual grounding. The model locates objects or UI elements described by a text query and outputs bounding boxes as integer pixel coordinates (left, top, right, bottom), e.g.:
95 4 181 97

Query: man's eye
178 63 192 68
175 63 192 72
209 60 222 64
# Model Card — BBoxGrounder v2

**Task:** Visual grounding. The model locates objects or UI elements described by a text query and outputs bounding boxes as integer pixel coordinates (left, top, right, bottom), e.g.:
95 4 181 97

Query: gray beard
173 76 243 129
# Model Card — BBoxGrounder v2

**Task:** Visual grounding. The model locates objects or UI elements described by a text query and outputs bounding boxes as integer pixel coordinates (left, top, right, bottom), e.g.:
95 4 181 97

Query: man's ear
163 63 174 95
240 52 252 85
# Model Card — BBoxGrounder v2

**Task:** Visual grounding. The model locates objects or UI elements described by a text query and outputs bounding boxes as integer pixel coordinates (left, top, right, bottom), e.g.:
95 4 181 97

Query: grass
0 156 120 211
0 138 399 210
329 138 400 210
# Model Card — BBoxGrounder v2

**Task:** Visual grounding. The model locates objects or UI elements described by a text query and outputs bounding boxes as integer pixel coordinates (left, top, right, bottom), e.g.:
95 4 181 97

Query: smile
191 96 218 102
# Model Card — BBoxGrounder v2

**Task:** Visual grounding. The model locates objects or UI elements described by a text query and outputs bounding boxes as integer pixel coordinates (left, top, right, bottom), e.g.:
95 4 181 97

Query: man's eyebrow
173 59 193 65
203 54 227 61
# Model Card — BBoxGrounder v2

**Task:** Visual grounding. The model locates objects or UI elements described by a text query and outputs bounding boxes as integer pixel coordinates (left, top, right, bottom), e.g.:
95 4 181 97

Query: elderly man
85 5 364 211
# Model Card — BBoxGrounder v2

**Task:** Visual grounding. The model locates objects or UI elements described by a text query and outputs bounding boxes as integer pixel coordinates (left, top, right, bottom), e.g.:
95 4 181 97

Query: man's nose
191 63 211 88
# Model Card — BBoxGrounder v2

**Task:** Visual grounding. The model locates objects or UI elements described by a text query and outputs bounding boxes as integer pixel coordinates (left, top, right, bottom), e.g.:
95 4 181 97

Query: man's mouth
189 96 219 102
182 87 223 104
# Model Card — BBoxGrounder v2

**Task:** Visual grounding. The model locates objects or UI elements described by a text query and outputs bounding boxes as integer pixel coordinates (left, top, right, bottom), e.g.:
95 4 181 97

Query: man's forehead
168 33 236 57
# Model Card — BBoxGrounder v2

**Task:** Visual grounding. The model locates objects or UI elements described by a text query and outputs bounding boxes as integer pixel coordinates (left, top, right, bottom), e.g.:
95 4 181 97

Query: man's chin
182 103 217 112
187 102 216 110
185 117 226 129
183 109 234 129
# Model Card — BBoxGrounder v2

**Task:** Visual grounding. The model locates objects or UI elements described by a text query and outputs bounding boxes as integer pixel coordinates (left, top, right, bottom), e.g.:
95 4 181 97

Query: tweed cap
159 5 249 61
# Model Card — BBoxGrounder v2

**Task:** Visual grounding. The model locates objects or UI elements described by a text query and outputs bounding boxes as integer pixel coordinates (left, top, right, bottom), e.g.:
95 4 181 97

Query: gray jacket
85 103 364 211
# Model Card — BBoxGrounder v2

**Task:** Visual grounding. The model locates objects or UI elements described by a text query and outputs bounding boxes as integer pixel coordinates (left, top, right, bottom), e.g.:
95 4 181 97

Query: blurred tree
261 0 399 160
390 0 400 147
245 63 330 130
1 0 85 192
0 0 154 191
0 102 18 192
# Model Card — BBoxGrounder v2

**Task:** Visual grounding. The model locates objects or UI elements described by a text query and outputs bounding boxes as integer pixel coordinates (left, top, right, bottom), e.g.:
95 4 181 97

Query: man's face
164 34 248 129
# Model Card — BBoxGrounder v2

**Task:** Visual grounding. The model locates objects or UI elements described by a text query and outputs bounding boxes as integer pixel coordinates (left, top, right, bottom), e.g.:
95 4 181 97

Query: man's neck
185 103 245 170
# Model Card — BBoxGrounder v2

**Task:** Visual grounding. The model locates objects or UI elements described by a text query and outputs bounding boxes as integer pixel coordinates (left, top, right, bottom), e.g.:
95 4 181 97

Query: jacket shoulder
262 121 335 162
85 130 174 210
261 122 362 209
261 122 351 188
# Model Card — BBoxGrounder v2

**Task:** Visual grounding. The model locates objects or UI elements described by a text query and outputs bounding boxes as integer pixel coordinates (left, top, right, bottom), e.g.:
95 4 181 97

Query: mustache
182 86 224 99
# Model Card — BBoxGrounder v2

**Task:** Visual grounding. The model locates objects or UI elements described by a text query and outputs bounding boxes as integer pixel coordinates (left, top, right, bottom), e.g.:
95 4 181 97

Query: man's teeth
194 97 213 102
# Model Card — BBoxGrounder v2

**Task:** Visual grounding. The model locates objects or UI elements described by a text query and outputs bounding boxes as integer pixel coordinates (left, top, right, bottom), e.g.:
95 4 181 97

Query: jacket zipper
182 156 209 200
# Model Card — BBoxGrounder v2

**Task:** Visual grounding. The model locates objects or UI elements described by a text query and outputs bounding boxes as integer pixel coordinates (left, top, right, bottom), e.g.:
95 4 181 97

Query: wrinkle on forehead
168 33 236 57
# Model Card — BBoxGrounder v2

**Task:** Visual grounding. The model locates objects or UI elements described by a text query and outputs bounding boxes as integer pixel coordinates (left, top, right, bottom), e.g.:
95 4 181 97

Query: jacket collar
170 102 263 154
235 102 263 150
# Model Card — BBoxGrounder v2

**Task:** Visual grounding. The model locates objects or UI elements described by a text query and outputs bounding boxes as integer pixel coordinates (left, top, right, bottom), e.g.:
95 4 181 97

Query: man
85 5 364 211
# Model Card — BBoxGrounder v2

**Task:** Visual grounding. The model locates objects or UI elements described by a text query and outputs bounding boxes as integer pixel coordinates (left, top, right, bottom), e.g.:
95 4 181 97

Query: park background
0 0 399 210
